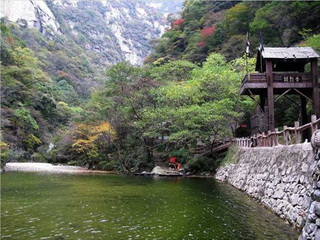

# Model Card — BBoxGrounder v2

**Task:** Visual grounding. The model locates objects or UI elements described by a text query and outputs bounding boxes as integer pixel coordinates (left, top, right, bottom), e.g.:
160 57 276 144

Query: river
1 172 299 239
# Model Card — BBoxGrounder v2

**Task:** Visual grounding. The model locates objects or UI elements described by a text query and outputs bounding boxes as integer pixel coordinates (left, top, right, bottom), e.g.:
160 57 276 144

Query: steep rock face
103 0 167 65
1 0 182 65
1 0 60 34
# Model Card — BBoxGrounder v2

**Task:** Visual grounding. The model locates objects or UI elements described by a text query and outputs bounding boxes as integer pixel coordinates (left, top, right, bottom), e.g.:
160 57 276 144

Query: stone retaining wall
299 150 320 240
215 143 316 230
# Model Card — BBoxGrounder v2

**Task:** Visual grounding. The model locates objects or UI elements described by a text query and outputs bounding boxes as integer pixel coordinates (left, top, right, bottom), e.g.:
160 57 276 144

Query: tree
85 62 160 171
71 122 115 168
138 53 254 157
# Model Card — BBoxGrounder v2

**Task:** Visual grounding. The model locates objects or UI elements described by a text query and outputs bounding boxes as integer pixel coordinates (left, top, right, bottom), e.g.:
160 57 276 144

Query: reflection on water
1 173 299 239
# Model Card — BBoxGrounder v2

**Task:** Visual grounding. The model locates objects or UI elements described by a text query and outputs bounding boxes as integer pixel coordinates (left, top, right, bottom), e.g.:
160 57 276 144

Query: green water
1 173 299 240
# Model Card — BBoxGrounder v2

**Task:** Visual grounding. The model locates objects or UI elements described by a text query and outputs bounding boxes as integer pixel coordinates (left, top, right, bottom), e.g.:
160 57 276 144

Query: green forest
1 0 320 173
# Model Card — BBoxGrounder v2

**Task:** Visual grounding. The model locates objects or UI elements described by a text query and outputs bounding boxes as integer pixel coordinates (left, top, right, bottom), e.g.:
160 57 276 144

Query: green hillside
146 1 320 63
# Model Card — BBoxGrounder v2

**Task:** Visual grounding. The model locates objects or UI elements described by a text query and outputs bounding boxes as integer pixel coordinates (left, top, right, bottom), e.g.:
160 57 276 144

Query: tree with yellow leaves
71 122 115 169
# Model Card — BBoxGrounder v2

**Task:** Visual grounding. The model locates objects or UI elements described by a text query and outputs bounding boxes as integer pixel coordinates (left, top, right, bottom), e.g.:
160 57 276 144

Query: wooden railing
235 115 320 148
242 73 267 84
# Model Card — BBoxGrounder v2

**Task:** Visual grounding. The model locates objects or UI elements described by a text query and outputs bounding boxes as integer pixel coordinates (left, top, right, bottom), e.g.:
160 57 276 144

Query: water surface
1 173 299 239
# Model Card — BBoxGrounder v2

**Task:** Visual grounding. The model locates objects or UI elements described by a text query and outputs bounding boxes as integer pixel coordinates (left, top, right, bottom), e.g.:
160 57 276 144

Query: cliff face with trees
1 0 183 66
1 0 320 173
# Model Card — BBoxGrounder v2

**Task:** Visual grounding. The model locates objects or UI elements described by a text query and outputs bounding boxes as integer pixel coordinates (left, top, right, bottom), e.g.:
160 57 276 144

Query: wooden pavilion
240 47 320 133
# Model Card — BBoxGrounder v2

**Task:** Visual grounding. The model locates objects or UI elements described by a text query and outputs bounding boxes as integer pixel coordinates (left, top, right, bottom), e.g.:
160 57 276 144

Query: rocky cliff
0 0 183 65
1 0 60 33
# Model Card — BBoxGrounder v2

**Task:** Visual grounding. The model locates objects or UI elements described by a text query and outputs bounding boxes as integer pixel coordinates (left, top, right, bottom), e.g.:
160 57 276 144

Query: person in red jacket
168 156 177 169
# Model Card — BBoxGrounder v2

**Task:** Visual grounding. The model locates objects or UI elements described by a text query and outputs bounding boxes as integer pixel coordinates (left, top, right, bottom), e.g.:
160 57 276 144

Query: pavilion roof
260 47 319 59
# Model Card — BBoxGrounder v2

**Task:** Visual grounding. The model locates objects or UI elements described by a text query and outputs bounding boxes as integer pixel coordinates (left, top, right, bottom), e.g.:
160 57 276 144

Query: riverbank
3 162 115 174
215 143 315 231
3 162 215 178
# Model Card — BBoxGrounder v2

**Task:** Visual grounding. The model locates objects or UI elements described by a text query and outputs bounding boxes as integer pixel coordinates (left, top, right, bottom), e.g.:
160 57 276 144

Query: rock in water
151 166 166 175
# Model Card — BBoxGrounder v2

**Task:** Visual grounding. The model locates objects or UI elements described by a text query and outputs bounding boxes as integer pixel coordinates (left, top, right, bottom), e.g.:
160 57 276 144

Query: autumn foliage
72 122 115 160
173 18 184 26
200 26 215 39
56 70 71 79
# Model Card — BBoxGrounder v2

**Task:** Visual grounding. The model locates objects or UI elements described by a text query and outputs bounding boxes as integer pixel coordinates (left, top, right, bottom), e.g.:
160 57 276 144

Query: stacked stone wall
215 143 316 229
299 150 320 240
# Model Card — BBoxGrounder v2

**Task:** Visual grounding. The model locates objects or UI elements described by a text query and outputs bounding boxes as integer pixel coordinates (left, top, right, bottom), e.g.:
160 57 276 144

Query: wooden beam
273 82 314 88
293 88 313 102
275 89 291 102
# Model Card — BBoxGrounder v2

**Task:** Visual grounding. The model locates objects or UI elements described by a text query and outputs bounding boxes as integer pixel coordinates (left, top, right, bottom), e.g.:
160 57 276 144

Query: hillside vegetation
147 1 320 63
1 0 320 173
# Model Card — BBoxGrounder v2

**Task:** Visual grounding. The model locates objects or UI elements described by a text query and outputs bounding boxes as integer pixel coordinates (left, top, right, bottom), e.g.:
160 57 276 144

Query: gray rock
308 213 318 223
314 202 320 216
312 189 320 202
309 202 316 214
273 189 284 199
299 175 305 184
306 223 317 234
297 216 306 227
291 193 300 206
316 229 320 240
301 162 309 173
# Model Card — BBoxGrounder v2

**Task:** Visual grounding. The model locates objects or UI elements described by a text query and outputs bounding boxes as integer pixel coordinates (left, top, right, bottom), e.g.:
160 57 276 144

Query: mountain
1 0 183 66
0 0 183 110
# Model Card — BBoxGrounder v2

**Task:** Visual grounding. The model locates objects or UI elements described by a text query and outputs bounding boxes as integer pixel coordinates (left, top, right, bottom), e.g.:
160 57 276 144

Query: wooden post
301 95 309 141
275 128 279 146
294 121 300 144
311 115 318 134
301 96 308 125
253 134 256 147
283 126 288 145
268 130 272 147
311 59 319 118
262 132 266 147
266 60 275 131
